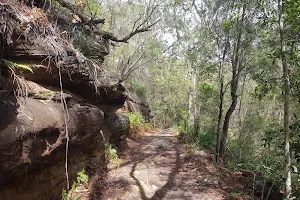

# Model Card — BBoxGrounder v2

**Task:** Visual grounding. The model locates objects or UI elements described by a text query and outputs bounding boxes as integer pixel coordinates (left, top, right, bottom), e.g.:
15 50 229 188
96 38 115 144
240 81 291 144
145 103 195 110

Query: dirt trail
101 130 253 200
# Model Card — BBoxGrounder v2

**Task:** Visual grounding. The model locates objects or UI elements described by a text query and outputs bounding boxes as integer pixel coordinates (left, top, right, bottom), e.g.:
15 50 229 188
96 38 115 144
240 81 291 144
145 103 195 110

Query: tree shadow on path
129 135 180 200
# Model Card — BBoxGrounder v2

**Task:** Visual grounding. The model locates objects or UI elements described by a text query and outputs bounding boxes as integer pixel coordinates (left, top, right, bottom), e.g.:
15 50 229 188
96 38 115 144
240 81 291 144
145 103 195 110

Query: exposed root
41 133 64 157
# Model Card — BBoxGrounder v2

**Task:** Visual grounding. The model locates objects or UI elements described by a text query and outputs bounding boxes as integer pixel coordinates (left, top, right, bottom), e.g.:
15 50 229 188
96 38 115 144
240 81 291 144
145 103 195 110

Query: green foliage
197 131 216 151
129 112 144 127
2 59 33 73
222 20 231 33
104 143 121 167
130 80 146 98
128 112 151 136
178 123 215 152
230 192 240 197
105 144 118 161
178 125 196 143
61 189 68 200
148 61 190 128
61 169 89 200
76 169 89 184
84 0 103 18
69 0 103 18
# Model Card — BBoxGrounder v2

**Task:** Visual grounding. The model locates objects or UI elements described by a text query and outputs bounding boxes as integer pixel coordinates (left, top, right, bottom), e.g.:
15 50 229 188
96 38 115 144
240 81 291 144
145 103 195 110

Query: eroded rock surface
0 85 110 199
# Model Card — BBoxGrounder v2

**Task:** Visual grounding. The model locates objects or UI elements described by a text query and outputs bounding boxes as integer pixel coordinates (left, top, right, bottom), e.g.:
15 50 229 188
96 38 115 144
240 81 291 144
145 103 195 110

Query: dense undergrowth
176 122 298 199
178 124 216 152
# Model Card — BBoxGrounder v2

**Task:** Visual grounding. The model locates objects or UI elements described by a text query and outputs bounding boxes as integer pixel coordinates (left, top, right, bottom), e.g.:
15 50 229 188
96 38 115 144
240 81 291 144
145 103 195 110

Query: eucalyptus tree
260 0 300 197
202 0 262 160
97 0 164 81
277 0 292 197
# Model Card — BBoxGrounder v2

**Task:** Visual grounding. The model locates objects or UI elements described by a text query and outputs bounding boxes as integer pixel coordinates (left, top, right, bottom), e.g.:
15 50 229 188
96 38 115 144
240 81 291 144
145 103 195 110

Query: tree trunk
216 38 228 162
219 3 246 159
188 68 197 129
278 0 292 198
238 74 246 161
219 74 239 158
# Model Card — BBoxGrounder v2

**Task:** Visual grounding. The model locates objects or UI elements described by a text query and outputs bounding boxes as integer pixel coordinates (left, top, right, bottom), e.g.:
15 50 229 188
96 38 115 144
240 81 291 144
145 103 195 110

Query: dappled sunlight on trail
101 130 254 200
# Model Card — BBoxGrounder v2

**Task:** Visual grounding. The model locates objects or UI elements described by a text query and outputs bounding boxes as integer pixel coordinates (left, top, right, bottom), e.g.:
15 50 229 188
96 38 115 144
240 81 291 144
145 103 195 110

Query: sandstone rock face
124 96 152 122
0 84 110 199
0 1 129 199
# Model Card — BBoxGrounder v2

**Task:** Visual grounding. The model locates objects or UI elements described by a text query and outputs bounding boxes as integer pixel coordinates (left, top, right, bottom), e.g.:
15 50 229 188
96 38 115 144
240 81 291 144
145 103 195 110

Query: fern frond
2 59 33 73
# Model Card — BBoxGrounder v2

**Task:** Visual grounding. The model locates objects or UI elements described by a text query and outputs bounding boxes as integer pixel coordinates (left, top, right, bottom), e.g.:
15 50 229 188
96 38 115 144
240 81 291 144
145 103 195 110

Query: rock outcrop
0 1 129 199
124 87 152 122
124 97 152 122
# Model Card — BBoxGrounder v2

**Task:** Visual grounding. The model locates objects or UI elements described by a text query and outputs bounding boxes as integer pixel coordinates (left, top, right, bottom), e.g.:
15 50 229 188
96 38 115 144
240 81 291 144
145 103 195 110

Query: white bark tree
278 0 292 198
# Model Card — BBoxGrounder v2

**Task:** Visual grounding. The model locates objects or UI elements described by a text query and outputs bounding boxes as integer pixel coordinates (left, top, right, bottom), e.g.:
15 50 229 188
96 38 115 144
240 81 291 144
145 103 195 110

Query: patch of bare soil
101 130 257 200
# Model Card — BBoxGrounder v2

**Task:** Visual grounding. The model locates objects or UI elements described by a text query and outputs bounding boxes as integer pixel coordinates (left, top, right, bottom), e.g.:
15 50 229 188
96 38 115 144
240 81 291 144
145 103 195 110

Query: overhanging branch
100 19 161 43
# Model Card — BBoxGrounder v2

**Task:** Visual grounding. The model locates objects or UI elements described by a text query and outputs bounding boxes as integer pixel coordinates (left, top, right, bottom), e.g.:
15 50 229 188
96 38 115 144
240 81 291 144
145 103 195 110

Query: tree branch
121 52 145 81
100 19 161 43
55 0 105 25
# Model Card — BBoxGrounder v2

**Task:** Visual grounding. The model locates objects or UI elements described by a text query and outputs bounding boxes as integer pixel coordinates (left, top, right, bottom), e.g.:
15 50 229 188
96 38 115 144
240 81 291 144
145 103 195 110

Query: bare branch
55 0 105 26
135 4 159 31
100 19 161 43
121 52 145 81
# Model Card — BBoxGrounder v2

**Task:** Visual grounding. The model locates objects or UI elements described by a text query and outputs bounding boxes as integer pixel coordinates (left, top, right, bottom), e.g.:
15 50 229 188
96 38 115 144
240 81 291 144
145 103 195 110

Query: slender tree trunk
238 75 247 130
238 74 246 161
216 38 228 162
219 3 246 159
278 0 292 198
219 73 239 158
188 68 197 129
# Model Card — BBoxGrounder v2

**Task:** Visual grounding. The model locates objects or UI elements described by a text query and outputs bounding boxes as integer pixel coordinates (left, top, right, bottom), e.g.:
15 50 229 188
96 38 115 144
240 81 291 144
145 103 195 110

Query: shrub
197 131 215 151
178 124 215 152
104 143 121 167
62 169 89 200
128 112 151 136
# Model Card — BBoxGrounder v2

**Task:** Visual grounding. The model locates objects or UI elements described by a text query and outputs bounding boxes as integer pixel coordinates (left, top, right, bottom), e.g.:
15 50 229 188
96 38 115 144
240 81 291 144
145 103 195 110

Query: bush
178 124 215 152
128 112 151 136
62 169 89 200
197 131 215 151
178 124 197 143
104 143 121 167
